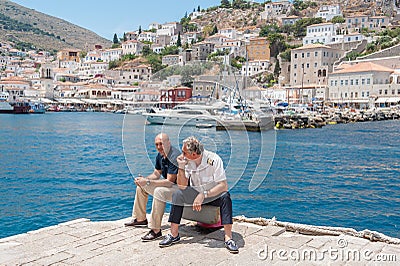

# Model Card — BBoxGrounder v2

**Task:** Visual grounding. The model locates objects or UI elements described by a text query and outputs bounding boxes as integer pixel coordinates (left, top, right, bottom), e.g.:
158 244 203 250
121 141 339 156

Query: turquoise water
0 113 399 239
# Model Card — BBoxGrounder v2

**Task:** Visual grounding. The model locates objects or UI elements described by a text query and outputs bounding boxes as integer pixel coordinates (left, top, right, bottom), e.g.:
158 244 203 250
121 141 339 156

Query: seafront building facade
1 2 400 110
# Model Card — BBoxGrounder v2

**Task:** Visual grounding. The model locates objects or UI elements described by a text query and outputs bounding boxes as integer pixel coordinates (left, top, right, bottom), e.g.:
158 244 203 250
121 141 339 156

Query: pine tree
197 5 200 12
138 25 142 34
212 25 218 35
274 59 281 78
113 33 119 44
123 32 127 42
177 32 182 47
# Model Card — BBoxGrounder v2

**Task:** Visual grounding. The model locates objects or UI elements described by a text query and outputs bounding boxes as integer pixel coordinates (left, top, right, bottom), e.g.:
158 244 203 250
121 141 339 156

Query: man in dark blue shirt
125 133 180 242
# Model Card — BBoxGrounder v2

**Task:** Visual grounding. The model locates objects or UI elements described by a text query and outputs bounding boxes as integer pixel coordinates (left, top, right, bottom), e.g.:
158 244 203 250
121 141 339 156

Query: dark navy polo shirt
155 145 180 181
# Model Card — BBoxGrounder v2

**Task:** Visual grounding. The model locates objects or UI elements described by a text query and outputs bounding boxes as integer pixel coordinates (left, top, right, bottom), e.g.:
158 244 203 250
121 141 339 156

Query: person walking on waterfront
125 133 180 242
159 136 239 254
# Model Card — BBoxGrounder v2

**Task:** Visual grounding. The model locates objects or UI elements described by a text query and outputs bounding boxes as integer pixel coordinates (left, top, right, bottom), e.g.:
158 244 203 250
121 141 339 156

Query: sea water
0 113 399 239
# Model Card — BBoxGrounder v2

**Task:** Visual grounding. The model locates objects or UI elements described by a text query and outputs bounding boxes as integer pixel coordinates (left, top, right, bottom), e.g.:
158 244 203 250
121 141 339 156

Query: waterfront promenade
0 215 398 265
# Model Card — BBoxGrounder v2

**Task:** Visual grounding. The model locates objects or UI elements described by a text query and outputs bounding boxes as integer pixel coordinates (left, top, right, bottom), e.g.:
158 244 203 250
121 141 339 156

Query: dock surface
0 215 398 265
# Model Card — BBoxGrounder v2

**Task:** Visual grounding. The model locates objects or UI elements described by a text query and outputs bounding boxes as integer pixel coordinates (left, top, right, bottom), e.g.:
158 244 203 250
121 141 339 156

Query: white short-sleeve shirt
185 150 226 192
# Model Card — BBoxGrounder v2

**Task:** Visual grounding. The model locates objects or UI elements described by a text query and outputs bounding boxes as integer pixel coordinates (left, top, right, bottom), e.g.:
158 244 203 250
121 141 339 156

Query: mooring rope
233 216 400 245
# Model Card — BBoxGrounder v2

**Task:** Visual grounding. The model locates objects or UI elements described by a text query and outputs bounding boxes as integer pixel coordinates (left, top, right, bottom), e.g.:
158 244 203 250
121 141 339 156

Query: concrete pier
0 215 398 265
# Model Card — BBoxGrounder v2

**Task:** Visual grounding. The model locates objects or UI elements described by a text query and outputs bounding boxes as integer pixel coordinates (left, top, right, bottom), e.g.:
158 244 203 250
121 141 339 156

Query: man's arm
192 180 228 212
176 154 189 189
135 169 175 188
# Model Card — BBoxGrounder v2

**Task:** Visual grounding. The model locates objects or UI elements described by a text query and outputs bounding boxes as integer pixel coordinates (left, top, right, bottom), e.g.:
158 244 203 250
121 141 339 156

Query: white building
303 23 365 45
101 48 123 62
218 28 238 39
261 1 291 20
137 32 157 43
156 22 182 36
122 40 143 56
315 5 341 21
241 60 270 77
328 62 397 108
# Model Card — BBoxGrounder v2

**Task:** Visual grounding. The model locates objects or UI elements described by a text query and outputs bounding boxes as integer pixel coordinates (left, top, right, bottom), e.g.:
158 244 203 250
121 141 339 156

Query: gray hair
183 136 204 155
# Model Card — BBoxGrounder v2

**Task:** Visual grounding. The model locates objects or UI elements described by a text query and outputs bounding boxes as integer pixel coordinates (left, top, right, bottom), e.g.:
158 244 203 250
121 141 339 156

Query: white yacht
142 104 218 126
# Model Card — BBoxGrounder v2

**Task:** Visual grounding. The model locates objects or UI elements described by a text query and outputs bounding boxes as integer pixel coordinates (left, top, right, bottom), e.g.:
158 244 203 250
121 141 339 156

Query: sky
11 0 265 41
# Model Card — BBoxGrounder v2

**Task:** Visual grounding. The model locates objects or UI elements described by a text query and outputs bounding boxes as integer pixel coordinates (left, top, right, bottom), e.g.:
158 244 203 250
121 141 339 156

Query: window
315 62 318 67
367 78 370 84
306 63 310 68
345 80 348 85
294 64 297 69
379 89 382 95
355 79 359 85
362 79 365 85
315 51 318 56
384 89 388 95
350 80 353 85
294 53 298 59
307 52 310 57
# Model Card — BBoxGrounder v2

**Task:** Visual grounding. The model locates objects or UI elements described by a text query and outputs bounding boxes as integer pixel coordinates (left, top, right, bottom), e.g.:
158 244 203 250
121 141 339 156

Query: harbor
0 215 398 265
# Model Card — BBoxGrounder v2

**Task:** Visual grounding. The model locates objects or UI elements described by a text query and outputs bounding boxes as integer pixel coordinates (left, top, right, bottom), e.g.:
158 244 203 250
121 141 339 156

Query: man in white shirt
159 136 239 254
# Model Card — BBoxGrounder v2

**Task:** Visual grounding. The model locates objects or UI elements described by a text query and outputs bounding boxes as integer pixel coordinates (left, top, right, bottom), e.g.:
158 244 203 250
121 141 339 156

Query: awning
375 97 400 103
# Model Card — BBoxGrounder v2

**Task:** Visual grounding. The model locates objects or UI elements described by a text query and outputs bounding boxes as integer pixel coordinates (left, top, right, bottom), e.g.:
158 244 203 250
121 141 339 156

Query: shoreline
274 107 400 129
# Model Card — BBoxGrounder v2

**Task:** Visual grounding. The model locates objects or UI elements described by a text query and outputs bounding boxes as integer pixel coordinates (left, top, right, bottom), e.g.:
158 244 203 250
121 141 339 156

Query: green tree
138 25 142 34
113 33 119 44
331 16 345 23
197 5 200 12
123 32 127 42
177 32 182 47
220 0 231 8
259 23 281 37
142 46 152 56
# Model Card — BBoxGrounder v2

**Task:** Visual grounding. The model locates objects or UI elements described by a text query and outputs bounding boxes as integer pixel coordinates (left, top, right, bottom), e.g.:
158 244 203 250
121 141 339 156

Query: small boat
29 102 46 114
195 123 214 128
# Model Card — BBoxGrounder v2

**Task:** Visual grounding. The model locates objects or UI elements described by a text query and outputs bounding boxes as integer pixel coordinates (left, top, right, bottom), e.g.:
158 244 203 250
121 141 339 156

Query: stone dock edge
0 215 398 265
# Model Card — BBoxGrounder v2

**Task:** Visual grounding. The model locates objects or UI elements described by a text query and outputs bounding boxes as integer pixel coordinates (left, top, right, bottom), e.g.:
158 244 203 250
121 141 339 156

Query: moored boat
216 113 275 132
29 102 46 114
142 105 217 126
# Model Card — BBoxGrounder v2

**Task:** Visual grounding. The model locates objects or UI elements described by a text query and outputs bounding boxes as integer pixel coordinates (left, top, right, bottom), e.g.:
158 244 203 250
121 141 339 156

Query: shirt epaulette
207 158 214 166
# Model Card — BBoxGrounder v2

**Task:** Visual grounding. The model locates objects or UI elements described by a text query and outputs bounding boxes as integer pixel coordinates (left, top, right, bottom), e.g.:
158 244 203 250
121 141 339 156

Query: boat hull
144 113 216 126
216 115 275 131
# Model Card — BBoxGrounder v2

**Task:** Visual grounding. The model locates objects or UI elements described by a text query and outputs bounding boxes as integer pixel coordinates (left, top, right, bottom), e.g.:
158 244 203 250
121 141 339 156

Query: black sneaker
224 239 239 254
141 230 162 242
159 233 180 247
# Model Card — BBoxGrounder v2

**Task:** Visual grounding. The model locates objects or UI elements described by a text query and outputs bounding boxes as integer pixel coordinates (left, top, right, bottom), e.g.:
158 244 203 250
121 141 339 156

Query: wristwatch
203 190 208 198
146 179 151 186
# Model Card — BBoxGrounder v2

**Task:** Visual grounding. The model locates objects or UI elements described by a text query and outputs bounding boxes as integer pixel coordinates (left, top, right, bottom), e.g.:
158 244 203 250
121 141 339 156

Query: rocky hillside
0 0 111 52
192 4 266 32
192 0 397 33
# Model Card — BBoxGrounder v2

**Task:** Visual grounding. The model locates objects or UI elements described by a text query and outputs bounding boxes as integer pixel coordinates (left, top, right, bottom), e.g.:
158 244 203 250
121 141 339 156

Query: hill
0 0 111 52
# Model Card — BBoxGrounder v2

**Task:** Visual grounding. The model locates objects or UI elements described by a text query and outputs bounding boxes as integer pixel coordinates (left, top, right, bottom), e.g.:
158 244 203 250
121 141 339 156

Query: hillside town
1 0 400 114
